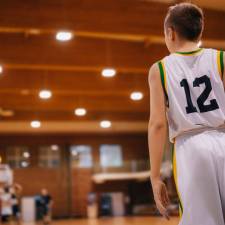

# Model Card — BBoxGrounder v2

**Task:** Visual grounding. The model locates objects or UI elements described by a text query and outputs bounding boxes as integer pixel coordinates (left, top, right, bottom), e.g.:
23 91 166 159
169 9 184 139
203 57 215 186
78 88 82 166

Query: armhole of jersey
217 50 224 80
158 61 169 107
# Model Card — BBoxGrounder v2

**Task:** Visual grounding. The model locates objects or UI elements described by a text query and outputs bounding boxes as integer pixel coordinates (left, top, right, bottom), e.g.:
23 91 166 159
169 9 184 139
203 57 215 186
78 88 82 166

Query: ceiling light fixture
102 68 116 77
0 66 3 74
51 145 59 151
100 120 112 128
130 92 143 101
30 120 41 128
39 90 52 99
21 161 29 168
56 31 73 42
23 152 30 158
75 108 87 116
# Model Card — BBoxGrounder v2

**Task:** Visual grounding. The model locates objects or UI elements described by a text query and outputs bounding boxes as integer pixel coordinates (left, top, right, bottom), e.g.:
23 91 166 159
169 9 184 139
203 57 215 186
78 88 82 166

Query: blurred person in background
39 188 53 225
0 186 12 223
11 183 22 224
0 187 3 222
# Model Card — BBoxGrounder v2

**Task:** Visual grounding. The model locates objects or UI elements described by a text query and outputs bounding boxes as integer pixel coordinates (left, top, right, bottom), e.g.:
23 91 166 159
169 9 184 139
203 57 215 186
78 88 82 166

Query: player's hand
151 177 170 220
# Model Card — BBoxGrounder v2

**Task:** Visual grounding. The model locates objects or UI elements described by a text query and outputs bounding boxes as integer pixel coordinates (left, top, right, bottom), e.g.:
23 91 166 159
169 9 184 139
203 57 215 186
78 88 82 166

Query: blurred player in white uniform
148 3 225 225
0 187 12 223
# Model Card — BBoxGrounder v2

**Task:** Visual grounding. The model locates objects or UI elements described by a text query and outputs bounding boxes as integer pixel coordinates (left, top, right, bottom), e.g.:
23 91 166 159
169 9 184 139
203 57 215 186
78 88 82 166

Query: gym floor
21 217 179 225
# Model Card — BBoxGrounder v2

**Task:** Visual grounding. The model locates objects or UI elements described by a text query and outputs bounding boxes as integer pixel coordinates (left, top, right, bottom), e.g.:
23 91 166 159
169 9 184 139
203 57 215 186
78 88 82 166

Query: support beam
0 110 149 122
0 28 224 49
0 121 148 133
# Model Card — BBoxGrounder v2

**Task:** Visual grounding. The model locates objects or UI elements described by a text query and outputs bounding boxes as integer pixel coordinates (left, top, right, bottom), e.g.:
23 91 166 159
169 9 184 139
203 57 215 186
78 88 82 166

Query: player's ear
171 28 177 41
167 27 174 41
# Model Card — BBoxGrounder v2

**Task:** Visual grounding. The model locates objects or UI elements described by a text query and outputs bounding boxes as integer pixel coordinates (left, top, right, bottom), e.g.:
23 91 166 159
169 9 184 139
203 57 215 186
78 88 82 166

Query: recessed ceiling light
39 90 52 99
23 152 30 158
51 145 59 151
56 31 73 42
102 68 116 77
130 92 143 101
75 108 87 116
30 120 41 128
100 120 112 128
21 161 29 168
0 65 3 74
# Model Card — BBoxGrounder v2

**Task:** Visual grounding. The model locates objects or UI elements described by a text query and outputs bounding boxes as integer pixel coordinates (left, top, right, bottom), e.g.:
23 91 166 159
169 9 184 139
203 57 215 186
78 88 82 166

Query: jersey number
180 75 219 114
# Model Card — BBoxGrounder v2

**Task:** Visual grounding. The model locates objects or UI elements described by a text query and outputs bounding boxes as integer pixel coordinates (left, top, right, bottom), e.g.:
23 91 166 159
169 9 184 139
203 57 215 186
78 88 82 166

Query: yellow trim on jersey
173 142 183 217
217 50 224 79
175 48 203 56
161 61 168 93
217 50 222 79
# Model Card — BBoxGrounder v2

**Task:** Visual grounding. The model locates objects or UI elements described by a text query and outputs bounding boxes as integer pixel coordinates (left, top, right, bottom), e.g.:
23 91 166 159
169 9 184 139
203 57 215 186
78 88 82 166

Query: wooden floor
20 217 179 225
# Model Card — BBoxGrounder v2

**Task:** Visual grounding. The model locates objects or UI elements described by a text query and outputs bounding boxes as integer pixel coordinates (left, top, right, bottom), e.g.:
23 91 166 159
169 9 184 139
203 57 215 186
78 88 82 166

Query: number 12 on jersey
180 75 219 114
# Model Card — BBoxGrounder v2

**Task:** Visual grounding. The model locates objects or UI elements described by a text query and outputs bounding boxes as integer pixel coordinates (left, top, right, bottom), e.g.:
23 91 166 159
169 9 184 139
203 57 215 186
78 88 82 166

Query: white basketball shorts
173 129 225 225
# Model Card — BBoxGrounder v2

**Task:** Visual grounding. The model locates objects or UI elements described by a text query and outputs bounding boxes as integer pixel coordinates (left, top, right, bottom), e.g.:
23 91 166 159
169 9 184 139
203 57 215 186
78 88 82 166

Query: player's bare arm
148 63 170 219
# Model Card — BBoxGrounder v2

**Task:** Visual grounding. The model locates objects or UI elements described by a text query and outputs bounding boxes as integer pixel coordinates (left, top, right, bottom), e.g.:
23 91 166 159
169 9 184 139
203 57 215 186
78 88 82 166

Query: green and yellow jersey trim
175 48 203 56
217 50 224 79
172 143 183 218
158 60 169 106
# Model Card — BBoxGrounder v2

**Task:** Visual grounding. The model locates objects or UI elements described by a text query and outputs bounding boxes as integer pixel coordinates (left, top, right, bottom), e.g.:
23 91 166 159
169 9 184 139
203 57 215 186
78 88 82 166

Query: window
100 145 123 167
6 146 31 169
70 145 93 168
38 145 61 168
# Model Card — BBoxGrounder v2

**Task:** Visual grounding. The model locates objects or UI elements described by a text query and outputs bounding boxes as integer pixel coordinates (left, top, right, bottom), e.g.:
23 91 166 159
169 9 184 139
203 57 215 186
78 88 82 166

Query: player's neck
174 41 200 53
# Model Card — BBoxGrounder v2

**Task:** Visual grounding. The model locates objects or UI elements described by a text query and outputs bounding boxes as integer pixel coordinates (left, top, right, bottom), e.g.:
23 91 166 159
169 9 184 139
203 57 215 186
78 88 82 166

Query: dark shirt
40 195 52 207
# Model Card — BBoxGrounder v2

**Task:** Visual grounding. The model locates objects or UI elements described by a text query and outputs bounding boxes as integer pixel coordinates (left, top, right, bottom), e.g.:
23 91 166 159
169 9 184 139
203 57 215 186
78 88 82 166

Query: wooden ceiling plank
0 35 168 72
0 27 224 49
0 110 148 122
0 121 148 134
4 64 147 74
0 98 149 112
0 0 224 40
0 34 167 70
0 71 148 91
0 89 149 97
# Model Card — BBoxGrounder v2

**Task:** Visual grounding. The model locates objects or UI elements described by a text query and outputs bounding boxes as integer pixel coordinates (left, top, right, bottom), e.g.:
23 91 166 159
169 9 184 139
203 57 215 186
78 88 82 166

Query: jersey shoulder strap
216 50 224 80
157 59 169 106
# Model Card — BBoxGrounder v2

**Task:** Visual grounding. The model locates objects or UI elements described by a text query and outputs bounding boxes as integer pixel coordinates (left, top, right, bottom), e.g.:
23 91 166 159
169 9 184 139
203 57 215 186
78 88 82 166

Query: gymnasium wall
0 133 149 217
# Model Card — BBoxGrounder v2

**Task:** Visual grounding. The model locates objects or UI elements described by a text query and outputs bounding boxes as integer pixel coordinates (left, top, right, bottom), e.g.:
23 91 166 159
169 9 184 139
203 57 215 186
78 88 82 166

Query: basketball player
148 3 225 225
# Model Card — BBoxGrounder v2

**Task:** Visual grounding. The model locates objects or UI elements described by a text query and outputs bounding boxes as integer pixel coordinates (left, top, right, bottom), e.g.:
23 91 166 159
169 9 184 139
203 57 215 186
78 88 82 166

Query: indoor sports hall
0 0 224 225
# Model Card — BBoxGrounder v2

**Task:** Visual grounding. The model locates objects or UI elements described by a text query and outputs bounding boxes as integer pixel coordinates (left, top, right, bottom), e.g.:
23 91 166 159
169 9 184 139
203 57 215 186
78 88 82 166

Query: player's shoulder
148 58 166 83
148 63 158 83
148 56 168 80
149 56 168 72
149 62 158 74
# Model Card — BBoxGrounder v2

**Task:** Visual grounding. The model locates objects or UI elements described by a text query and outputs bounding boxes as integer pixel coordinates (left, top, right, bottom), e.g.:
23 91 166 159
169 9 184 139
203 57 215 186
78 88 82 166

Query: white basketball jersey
158 48 225 142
